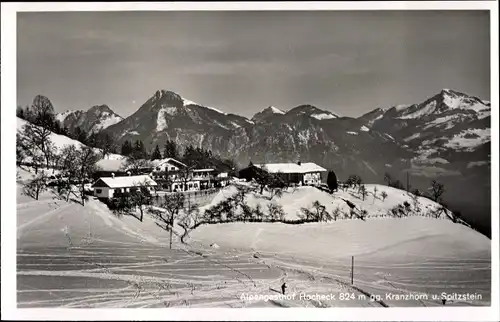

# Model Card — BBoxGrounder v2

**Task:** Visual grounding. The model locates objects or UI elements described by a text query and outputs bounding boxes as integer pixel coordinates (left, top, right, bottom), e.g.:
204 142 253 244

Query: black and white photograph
1 1 498 321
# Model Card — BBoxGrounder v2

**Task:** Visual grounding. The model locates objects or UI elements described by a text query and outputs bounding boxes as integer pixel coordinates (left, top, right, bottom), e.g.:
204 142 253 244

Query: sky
17 10 490 119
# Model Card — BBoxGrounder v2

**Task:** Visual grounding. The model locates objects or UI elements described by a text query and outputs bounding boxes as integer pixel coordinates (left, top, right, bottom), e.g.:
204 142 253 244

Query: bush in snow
429 180 445 203
381 191 388 202
253 204 265 221
451 211 462 223
346 175 362 190
359 209 368 220
412 188 422 197
267 203 286 221
331 206 341 221
299 200 331 222
240 203 254 221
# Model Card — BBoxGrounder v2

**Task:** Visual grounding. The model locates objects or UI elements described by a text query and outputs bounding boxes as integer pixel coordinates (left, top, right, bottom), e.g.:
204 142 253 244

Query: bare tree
254 165 273 195
429 180 445 203
150 193 186 249
21 121 54 168
332 206 341 221
31 94 56 129
75 146 100 205
176 165 194 192
177 204 204 243
23 172 48 200
268 187 284 201
122 155 151 175
299 201 330 222
359 185 368 201
16 133 27 166
372 186 378 204
130 179 154 222
58 145 80 201
381 191 388 202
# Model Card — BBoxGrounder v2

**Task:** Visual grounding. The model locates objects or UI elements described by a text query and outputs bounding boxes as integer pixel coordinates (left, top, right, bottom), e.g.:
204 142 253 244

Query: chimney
111 173 115 178
297 161 302 166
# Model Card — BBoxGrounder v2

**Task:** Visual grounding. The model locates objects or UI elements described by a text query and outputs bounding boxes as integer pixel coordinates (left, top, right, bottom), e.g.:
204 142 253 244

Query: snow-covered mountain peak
153 89 182 101
269 106 285 115
286 104 339 120
56 105 123 133
55 109 76 123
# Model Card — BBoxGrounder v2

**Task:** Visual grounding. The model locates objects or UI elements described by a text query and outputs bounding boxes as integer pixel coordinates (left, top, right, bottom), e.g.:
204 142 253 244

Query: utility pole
351 256 354 285
406 171 410 193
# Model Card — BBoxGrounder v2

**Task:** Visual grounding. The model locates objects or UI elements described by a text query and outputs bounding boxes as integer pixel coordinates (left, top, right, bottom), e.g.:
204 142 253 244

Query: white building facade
92 175 158 199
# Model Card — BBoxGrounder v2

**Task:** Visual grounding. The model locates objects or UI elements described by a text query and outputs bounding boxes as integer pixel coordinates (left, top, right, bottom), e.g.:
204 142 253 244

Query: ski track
16 189 490 308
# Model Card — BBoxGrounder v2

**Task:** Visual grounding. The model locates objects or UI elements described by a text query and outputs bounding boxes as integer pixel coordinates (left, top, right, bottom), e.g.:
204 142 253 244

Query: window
96 189 102 194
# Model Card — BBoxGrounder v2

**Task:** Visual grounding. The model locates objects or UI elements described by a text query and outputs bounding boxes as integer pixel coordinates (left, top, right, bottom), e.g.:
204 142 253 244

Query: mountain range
56 88 491 235
57 104 123 134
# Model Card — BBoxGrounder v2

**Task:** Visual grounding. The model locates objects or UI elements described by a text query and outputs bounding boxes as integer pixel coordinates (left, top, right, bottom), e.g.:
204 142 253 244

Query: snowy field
16 183 377 308
16 172 490 308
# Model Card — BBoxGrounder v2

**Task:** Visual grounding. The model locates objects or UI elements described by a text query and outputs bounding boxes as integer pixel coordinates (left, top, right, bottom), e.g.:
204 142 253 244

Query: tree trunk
139 206 143 222
81 183 85 206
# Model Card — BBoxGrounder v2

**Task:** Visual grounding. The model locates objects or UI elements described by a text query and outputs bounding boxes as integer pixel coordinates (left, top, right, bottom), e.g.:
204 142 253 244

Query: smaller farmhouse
92 175 157 199
239 161 327 186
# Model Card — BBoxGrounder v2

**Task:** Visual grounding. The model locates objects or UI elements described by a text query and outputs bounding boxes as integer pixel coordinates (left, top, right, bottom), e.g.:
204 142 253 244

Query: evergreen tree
151 145 162 160
163 140 179 159
121 140 133 156
327 170 338 192
132 140 147 159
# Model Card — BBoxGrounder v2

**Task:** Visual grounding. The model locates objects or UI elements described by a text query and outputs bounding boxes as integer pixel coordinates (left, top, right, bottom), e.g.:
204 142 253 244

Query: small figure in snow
442 298 447 305
281 282 287 295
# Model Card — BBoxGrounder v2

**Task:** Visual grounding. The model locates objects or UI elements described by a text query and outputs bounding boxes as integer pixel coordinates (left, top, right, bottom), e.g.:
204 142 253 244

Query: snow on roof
96 158 127 172
93 175 157 188
192 168 215 172
254 162 327 174
151 158 186 168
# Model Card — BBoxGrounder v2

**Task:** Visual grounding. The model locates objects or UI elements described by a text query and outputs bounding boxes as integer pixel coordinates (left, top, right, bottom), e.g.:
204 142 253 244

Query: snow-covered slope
201 184 460 222
15 173 491 308
17 117 124 161
190 184 490 307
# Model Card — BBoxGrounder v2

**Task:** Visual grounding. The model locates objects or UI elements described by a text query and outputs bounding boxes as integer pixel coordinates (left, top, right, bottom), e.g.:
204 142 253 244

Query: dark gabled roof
92 178 111 188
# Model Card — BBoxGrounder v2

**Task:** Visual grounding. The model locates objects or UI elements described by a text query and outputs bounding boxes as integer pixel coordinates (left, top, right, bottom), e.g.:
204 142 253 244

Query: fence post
351 256 354 285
